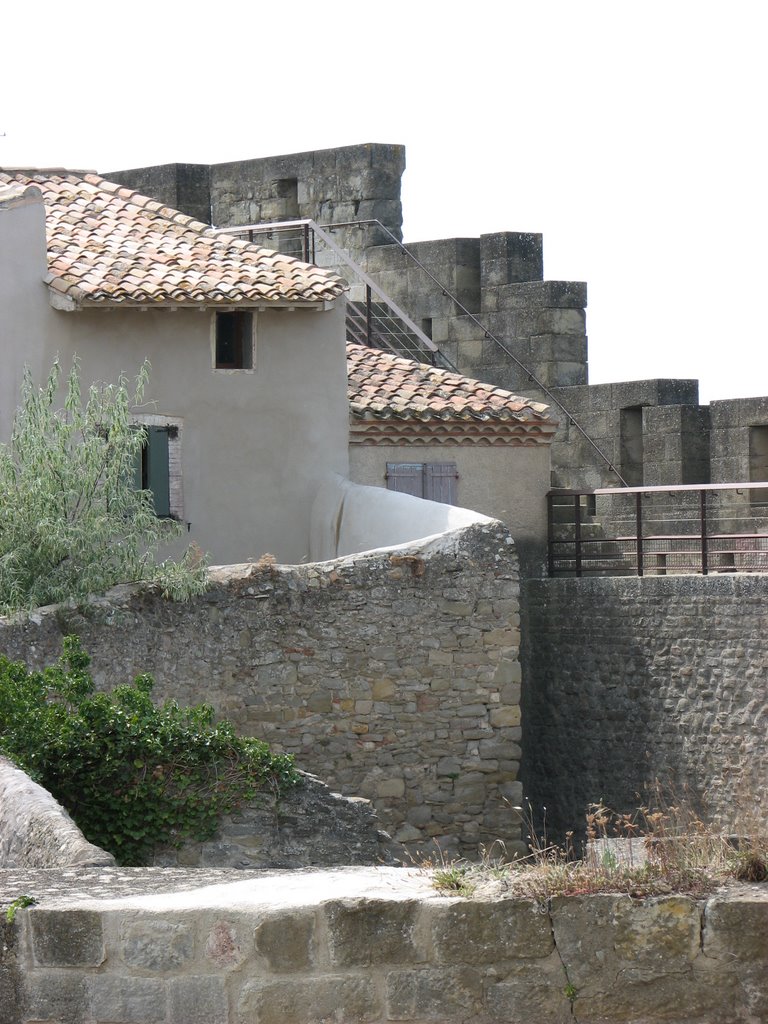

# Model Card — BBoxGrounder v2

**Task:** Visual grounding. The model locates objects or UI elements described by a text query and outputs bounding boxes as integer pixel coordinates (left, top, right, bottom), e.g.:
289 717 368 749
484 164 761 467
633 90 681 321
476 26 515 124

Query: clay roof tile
346 343 555 428
0 169 345 307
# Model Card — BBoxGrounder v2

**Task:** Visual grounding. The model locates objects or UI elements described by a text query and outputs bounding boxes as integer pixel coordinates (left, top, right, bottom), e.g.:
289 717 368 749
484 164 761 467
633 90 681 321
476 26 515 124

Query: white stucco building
0 169 558 573
0 171 350 565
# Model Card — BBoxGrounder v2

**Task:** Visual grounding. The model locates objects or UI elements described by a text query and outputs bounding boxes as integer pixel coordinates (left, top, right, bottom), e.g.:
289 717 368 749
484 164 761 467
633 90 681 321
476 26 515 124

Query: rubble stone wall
522 574 768 840
0 522 523 859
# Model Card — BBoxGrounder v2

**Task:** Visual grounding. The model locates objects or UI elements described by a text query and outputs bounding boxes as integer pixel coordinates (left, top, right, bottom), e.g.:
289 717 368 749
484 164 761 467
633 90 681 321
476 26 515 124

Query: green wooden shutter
145 427 170 517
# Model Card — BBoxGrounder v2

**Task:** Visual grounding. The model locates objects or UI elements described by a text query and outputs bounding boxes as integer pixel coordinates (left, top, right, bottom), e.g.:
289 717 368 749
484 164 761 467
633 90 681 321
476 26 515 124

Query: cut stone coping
3 865 764 915
0 865 439 913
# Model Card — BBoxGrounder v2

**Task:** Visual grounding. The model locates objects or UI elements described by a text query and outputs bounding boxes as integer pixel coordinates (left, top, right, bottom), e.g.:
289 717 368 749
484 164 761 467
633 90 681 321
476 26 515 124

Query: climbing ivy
0 637 299 865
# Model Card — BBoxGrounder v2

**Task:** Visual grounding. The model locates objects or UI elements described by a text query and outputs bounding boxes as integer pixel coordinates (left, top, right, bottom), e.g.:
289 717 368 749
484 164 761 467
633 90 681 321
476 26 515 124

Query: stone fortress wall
101 144 768 840
522 573 768 840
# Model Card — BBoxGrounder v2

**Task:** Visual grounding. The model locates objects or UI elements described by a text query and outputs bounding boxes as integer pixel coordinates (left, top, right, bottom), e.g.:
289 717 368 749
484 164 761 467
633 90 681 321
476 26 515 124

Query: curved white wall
310 474 494 561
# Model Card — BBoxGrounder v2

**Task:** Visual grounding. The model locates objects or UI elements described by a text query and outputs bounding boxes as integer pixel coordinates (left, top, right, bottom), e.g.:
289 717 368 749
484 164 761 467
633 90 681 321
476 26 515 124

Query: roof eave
47 289 337 314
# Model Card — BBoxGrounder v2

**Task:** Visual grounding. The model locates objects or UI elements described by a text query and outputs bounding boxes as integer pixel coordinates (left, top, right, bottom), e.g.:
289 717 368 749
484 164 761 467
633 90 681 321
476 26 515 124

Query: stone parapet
0 757 114 869
1 867 766 1024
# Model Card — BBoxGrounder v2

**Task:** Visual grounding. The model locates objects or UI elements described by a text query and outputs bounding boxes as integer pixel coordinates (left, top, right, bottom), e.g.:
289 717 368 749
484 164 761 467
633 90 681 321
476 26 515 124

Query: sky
2 1 765 404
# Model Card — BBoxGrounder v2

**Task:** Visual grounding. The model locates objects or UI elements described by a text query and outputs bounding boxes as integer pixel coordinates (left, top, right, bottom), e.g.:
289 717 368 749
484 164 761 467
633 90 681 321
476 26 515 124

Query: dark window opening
272 177 299 218
620 406 644 487
215 311 253 369
385 462 459 505
749 425 768 507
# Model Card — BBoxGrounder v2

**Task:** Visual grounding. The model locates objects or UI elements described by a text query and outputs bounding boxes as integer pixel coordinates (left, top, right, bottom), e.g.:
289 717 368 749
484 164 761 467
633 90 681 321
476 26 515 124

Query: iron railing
548 482 768 577
214 217 626 487
213 219 455 368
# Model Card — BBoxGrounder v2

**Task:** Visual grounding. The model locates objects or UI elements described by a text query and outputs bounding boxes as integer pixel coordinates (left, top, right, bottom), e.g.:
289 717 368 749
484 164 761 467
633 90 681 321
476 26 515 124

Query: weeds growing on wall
428 797 767 900
0 637 300 865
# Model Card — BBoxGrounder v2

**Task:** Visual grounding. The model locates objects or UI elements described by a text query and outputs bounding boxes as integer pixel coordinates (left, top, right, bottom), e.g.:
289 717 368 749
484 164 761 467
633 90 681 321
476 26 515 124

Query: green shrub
0 637 299 865
0 358 207 613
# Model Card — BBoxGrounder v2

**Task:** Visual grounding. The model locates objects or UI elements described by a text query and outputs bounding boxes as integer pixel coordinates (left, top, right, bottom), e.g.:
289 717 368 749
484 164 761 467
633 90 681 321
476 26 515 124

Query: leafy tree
0 638 299 865
0 359 206 612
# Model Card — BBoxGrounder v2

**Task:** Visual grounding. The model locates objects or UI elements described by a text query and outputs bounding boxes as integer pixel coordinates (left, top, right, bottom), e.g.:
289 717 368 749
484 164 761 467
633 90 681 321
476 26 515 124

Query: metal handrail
328 218 628 487
213 218 441 360
215 216 626 484
548 482 768 577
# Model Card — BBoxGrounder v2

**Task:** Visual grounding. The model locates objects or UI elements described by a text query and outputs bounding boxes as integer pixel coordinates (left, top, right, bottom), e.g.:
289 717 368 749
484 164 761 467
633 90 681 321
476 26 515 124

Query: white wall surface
310 474 493 560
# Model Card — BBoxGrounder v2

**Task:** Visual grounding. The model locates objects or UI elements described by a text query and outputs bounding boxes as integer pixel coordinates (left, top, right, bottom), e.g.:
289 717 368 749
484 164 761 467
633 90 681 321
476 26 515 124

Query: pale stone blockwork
1 867 766 1024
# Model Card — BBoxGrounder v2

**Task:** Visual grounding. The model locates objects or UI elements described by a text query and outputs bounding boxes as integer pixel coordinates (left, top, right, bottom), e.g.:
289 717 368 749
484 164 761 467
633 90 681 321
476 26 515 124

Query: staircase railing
212 219 454 368
548 482 768 577
216 216 627 487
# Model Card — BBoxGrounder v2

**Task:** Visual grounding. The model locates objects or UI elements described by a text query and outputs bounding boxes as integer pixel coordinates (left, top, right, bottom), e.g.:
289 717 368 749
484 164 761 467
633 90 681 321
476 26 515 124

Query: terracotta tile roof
0 171 345 308
347 344 555 428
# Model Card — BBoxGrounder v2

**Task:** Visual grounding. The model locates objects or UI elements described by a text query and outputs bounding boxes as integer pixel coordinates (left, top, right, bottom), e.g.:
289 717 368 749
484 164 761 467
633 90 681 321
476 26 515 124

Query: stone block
204 919 246 969
536 307 587 335
121 917 194 970
495 280 587 311
0 963 20 1024
574 967 735 1022
89 976 167 1023
377 778 406 798
23 970 88 1024
430 900 554 962
490 705 521 728
481 232 544 285
372 677 396 699
31 909 105 967
494 659 522 685
428 649 454 666
703 895 768 962
168 976 228 1024
612 895 701 966
306 691 333 712
478 738 522 760
483 627 518 646
239 975 380 1024
254 911 315 971
325 898 422 966
485 952 573 1023
385 966 482 1020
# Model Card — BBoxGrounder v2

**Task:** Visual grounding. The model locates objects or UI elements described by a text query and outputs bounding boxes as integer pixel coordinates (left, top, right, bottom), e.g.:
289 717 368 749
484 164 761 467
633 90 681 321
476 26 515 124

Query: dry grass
427 796 768 900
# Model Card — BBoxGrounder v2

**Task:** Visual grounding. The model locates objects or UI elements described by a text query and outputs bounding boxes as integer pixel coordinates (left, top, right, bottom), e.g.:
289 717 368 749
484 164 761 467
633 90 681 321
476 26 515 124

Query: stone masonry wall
108 149 591 399
0 522 523 859
2 867 766 1024
521 574 768 841
152 772 390 870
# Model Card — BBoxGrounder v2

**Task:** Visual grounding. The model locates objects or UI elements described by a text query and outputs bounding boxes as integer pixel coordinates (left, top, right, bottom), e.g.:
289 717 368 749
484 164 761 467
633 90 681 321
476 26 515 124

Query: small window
214 311 254 370
133 417 184 520
386 462 458 505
